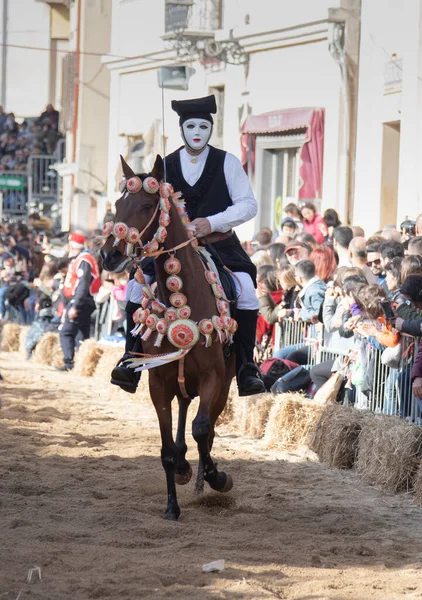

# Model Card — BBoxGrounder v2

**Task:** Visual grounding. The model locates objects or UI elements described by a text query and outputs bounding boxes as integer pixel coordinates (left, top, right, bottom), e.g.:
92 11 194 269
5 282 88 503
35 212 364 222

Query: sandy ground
2 352 422 600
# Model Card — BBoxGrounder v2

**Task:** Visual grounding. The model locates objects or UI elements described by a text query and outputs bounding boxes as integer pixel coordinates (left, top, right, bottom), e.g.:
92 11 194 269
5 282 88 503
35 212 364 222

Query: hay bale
216 381 237 427
95 345 124 381
74 339 104 377
33 332 64 367
356 415 422 492
244 393 274 439
413 462 422 506
0 323 21 351
263 393 323 449
19 325 30 355
309 404 364 469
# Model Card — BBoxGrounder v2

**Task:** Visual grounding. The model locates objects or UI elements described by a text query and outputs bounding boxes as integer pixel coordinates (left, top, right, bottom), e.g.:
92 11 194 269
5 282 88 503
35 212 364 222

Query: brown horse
101 155 235 520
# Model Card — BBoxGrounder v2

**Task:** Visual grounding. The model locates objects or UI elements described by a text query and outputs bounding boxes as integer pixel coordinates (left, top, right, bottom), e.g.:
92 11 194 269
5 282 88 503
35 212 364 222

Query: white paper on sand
202 559 225 573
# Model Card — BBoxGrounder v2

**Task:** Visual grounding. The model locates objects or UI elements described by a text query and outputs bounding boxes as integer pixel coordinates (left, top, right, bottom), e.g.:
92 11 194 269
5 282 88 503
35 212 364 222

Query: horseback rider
111 94 264 397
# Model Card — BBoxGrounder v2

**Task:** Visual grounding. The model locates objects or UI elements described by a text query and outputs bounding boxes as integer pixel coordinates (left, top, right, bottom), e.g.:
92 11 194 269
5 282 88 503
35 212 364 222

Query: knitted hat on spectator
400 275 422 301
69 232 86 249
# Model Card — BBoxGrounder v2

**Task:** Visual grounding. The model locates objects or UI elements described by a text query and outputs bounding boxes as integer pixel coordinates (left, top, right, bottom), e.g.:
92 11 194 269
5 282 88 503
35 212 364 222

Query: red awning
240 107 317 136
240 107 325 200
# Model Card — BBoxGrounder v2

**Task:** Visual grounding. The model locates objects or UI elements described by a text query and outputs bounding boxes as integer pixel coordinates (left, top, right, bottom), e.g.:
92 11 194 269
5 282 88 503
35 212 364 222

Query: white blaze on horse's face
182 118 212 153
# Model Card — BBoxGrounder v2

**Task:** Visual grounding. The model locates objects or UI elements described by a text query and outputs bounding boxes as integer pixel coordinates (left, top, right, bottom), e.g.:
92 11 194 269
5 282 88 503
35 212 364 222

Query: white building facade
105 0 351 240
354 0 422 230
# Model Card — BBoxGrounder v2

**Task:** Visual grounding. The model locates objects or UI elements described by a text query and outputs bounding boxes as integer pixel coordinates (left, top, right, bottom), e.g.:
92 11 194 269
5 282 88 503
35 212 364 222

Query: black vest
165 145 233 221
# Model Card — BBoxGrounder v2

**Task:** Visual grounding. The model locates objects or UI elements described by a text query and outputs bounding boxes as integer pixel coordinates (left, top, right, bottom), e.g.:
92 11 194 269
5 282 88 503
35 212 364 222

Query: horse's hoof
164 507 180 521
175 464 192 486
219 473 233 493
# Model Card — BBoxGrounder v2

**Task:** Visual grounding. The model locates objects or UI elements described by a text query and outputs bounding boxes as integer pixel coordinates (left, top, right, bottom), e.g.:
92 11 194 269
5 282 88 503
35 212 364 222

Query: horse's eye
141 205 152 212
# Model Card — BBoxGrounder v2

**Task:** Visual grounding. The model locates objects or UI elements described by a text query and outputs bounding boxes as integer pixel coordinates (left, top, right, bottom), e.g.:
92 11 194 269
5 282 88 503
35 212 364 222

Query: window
256 135 304 231
165 0 223 33
208 85 224 148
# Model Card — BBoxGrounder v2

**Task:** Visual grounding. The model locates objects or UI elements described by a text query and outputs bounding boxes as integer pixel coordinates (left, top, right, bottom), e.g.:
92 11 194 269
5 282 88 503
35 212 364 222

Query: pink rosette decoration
155 226 168 243
112 222 128 246
126 227 140 244
167 319 199 349
126 176 142 194
190 238 199 249
134 268 145 284
160 196 171 212
211 283 223 299
199 318 214 347
165 307 178 322
142 313 159 341
166 275 183 292
212 315 225 344
181 215 190 226
143 238 159 255
217 299 229 315
141 284 154 299
154 318 169 348
102 221 114 237
151 300 165 313
205 270 218 285
164 256 181 275
143 176 159 194
177 305 191 320
118 178 126 193
159 182 174 198
159 211 171 227
176 204 185 216
131 308 148 336
141 297 149 309
169 292 187 308
151 282 158 294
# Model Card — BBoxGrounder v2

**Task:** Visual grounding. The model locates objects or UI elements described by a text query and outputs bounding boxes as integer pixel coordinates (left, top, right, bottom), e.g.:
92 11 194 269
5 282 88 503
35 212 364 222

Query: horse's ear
151 154 165 182
120 155 135 179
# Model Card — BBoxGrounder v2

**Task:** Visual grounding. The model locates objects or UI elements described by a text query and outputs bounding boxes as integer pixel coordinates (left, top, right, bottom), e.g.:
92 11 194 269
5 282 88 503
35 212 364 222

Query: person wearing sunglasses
366 242 386 285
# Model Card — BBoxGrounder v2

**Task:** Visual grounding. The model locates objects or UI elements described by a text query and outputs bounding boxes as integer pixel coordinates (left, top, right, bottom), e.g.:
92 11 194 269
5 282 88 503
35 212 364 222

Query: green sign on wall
0 175 25 191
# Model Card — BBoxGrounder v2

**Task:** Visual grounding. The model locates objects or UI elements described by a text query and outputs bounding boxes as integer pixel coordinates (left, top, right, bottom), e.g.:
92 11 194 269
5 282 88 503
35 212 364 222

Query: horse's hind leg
149 375 180 520
195 380 231 495
175 396 192 485
192 375 233 493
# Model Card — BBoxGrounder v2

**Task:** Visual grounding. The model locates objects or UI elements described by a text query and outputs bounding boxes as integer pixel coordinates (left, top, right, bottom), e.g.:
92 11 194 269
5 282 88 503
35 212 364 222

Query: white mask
181 118 212 153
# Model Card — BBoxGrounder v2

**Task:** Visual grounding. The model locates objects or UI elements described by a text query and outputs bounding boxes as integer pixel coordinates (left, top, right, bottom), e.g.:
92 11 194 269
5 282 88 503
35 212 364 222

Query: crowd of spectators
0 104 61 174
251 203 422 416
0 215 127 359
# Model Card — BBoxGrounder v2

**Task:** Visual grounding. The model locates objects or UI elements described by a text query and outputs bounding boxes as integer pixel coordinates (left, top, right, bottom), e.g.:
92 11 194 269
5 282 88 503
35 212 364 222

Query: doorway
380 121 400 227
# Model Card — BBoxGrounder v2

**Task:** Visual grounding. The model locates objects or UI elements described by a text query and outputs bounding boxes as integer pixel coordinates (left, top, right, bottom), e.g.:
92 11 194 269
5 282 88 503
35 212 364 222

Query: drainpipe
69 0 82 228
1 0 7 108
329 20 351 223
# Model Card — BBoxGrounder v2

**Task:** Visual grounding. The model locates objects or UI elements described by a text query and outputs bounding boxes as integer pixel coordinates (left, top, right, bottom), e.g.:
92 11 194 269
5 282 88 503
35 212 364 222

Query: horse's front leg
175 396 193 485
192 373 233 494
149 374 180 520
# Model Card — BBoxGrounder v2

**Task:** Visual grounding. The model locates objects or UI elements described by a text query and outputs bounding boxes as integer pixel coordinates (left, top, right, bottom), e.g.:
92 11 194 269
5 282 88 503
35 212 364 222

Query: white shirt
178 146 258 233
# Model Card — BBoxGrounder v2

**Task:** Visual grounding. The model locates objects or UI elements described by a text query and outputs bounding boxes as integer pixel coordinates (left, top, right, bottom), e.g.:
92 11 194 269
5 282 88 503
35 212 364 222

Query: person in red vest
58 232 100 371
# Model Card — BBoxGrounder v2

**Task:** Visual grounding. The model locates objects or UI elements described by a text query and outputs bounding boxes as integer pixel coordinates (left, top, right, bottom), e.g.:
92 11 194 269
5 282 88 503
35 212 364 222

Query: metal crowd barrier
271 319 421 424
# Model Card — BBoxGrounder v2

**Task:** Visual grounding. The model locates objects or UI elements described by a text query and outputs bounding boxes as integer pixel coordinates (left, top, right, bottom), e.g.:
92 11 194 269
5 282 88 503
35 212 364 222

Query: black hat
171 95 217 125
401 275 422 301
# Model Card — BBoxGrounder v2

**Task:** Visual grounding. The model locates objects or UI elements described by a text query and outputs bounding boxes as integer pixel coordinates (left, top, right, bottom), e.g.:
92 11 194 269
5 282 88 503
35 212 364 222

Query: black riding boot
110 302 142 394
235 309 265 397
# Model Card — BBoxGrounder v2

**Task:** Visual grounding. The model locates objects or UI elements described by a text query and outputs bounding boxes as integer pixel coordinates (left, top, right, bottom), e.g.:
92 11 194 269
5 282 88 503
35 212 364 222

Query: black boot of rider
234 309 265 397
110 302 142 394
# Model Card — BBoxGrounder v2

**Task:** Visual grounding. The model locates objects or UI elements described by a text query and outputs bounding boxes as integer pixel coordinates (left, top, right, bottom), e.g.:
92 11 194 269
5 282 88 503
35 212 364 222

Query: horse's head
100 154 164 272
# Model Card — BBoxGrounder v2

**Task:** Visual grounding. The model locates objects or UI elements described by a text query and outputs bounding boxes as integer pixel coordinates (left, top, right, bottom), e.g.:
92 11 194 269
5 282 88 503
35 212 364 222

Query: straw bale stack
95 345 124 382
243 393 274 439
412 461 422 505
263 393 323 449
33 332 64 367
356 414 422 492
216 381 237 427
74 339 104 377
0 323 21 351
309 403 365 469
19 325 29 355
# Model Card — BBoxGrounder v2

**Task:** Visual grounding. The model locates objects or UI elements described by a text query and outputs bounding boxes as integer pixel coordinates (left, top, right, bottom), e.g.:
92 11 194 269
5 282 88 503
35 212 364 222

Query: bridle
100 174 198 265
